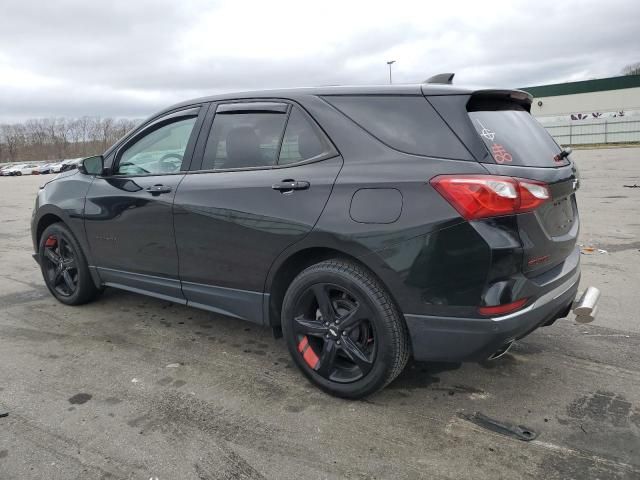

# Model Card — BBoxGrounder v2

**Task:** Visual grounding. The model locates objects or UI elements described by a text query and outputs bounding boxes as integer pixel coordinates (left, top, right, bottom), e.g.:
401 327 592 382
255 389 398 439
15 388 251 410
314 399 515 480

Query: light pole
386 60 396 84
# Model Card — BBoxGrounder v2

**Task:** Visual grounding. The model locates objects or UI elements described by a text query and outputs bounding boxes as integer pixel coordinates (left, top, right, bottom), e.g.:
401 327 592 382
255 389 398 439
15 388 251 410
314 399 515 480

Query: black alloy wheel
282 260 410 399
292 283 376 383
38 223 100 305
42 234 78 297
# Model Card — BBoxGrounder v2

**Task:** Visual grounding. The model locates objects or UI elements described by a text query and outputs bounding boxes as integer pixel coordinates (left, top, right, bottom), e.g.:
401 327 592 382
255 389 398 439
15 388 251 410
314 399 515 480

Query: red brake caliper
45 236 57 248
297 336 319 369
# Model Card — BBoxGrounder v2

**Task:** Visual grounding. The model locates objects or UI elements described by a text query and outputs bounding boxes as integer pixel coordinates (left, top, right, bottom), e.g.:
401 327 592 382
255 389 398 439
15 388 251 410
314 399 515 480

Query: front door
174 101 343 321
84 107 204 301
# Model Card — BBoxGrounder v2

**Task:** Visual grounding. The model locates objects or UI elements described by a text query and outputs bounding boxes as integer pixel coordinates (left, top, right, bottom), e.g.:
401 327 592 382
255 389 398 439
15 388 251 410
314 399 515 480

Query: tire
38 222 100 305
281 259 410 399
16 172 22 176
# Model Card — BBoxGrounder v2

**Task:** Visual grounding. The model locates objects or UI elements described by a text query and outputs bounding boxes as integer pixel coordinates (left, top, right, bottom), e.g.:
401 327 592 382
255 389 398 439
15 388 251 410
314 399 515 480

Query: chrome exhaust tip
572 286 600 324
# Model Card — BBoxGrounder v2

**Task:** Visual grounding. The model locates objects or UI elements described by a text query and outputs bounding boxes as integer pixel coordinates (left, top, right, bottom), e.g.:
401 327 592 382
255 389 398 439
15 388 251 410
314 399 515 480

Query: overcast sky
0 0 638 121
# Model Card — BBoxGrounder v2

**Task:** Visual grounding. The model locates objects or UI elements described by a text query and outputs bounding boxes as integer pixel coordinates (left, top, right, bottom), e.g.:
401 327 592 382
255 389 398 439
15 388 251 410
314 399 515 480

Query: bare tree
99 117 115 151
77 116 93 156
622 62 640 76
0 116 142 163
0 124 23 162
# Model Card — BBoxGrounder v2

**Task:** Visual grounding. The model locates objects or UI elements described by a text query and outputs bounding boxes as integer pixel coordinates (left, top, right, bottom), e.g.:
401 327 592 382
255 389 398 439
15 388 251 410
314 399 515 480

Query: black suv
31 81 593 398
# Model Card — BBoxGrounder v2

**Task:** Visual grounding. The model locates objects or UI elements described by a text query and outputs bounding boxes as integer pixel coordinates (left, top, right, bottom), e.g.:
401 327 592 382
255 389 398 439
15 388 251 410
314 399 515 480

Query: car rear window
468 100 564 167
323 95 472 160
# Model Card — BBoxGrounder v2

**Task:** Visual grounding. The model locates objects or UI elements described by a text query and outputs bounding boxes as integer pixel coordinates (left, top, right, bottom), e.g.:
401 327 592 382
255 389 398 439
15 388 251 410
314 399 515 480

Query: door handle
146 184 173 195
271 180 310 192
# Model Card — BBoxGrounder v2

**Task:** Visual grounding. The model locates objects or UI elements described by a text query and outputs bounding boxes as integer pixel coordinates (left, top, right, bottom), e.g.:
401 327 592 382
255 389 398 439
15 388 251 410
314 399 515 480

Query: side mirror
79 155 104 175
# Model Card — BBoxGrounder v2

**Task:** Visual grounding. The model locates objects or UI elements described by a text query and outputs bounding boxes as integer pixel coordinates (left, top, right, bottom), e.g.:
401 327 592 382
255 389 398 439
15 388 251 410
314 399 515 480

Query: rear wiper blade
558 147 572 159
554 147 572 163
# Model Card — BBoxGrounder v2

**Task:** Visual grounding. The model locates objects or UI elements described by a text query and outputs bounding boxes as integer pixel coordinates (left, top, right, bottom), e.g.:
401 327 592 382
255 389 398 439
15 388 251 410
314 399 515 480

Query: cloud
0 0 638 121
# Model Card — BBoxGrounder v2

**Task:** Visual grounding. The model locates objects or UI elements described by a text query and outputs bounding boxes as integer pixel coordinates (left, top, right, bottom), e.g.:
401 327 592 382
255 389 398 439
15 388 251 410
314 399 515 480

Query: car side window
201 111 287 170
278 107 328 165
323 95 472 160
116 117 197 176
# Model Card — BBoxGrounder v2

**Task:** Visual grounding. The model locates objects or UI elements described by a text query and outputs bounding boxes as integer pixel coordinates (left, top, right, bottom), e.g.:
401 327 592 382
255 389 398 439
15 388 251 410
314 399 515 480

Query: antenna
425 73 455 85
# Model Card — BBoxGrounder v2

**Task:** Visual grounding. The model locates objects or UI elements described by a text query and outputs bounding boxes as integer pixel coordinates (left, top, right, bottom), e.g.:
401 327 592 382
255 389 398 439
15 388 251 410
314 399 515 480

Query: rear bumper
405 268 580 362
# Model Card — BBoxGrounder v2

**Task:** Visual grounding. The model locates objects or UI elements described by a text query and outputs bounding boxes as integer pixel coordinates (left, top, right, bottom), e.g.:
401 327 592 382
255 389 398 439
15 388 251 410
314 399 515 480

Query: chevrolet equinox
31 78 599 398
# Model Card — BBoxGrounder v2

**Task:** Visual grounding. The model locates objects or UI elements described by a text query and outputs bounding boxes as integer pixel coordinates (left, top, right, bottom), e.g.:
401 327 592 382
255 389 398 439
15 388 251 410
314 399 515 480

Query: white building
522 75 640 145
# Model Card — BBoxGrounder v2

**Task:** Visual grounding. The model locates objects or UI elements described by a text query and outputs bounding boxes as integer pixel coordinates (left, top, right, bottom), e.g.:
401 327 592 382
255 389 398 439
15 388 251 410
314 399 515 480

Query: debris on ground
623 184 639 188
166 363 181 368
0 409 8 418
460 411 538 441
579 244 608 255
131 378 141 383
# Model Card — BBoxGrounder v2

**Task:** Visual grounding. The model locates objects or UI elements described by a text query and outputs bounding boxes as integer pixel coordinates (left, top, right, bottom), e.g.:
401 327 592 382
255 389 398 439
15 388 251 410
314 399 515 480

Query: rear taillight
478 298 529 316
430 175 550 220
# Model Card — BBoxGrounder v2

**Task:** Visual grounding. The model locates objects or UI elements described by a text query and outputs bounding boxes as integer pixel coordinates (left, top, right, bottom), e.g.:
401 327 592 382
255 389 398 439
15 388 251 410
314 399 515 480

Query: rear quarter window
323 95 472 160
278 106 330 165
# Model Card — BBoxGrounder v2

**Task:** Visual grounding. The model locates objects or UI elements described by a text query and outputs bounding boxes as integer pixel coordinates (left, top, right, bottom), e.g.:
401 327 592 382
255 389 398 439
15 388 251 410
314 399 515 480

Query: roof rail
425 73 455 85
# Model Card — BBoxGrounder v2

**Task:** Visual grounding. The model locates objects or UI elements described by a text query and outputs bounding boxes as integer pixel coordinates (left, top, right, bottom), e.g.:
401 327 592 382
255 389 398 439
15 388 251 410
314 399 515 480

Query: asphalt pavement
0 148 639 479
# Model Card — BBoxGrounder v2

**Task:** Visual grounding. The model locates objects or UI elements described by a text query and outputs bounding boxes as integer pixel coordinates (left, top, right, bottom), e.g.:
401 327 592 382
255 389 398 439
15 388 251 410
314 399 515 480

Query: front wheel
38 223 100 305
281 260 410 399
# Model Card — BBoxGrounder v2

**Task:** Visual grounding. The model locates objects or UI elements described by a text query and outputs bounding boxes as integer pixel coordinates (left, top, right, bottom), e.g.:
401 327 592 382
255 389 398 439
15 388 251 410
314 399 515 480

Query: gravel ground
0 148 639 479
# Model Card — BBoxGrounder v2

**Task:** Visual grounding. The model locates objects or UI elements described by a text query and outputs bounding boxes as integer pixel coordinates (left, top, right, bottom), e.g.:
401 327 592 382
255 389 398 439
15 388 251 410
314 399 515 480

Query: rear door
173 101 343 322
445 93 580 275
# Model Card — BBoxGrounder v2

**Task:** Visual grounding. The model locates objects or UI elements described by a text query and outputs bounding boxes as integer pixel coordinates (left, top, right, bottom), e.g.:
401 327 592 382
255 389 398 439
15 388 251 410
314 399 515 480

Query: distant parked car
22 164 39 175
50 159 81 173
63 158 84 172
51 161 70 173
37 163 55 175
6 164 38 176
0 165 13 176
4 164 25 176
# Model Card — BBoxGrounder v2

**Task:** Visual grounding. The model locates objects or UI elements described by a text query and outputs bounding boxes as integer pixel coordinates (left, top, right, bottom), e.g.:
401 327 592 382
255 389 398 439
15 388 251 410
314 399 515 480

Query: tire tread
284 258 410 397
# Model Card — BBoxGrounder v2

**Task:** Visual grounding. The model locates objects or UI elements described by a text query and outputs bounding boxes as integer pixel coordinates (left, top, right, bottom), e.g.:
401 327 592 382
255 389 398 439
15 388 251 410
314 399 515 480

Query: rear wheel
281 259 409 399
39 223 99 305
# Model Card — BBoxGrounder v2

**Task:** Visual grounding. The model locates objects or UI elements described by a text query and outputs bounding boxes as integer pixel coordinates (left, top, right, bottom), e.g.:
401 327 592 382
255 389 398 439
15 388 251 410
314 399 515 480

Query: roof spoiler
425 73 455 85
467 89 533 112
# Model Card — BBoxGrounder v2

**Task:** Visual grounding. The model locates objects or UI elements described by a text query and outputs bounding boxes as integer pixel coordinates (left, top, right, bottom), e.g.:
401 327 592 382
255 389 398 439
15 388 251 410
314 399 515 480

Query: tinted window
202 111 287 170
324 95 471 159
116 117 196 176
468 104 563 167
278 107 328 164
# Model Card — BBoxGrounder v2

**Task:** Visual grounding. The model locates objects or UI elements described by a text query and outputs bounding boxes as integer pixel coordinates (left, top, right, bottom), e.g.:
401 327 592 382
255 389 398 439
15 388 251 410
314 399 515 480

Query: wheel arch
35 213 65 245
32 203 74 247
265 246 401 328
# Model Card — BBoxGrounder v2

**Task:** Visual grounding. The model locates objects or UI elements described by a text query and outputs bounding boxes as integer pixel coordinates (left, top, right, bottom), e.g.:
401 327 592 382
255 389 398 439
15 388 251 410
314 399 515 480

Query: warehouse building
521 75 640 145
